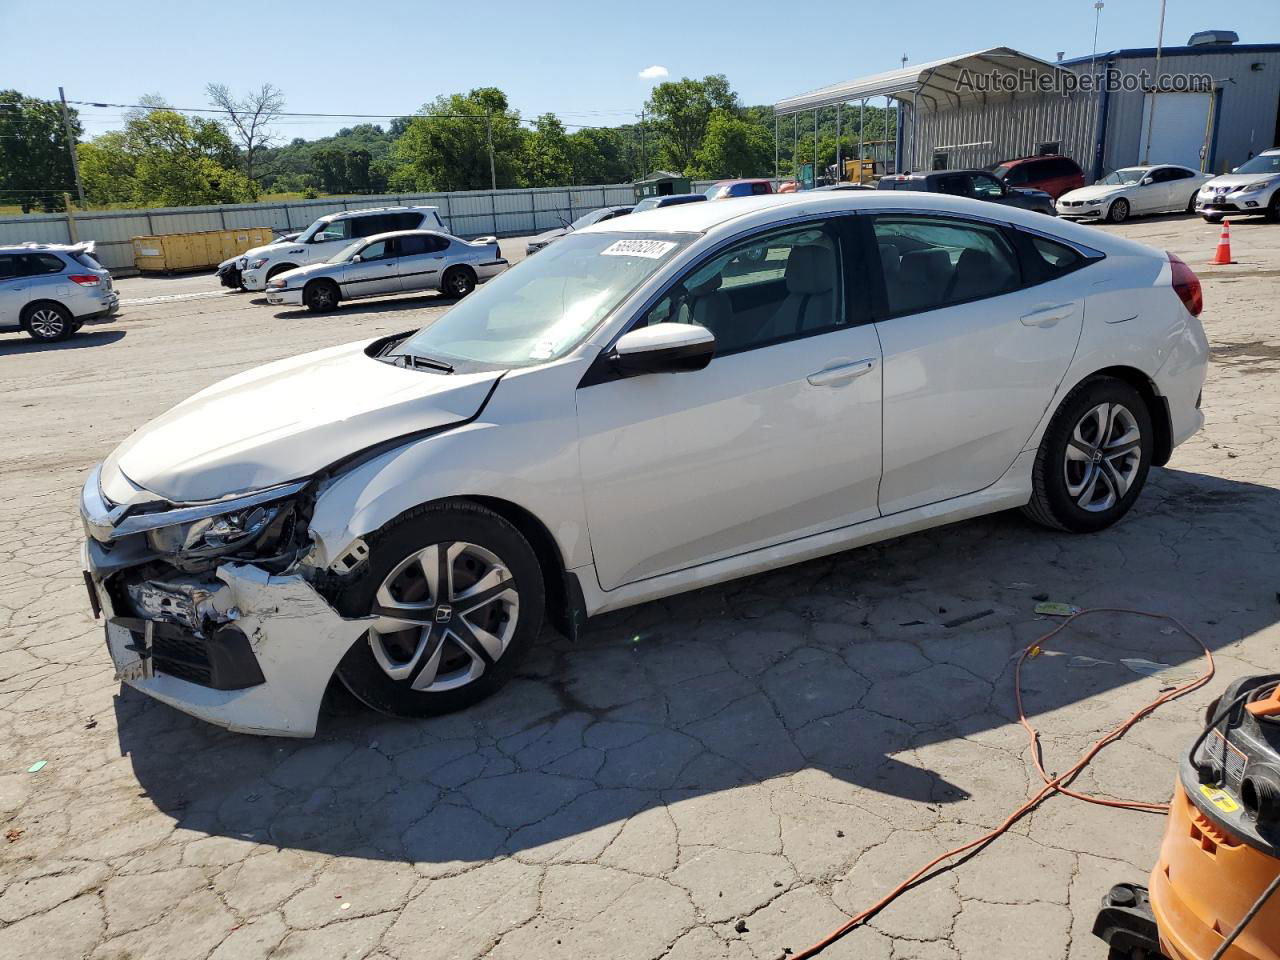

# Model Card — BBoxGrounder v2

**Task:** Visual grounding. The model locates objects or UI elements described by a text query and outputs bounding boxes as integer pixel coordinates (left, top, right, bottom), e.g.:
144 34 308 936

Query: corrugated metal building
774 36 1280 182
1070 40 1280 178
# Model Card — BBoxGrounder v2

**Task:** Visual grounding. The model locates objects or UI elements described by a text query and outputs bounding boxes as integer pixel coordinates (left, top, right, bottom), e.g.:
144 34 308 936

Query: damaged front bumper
81 469 370 738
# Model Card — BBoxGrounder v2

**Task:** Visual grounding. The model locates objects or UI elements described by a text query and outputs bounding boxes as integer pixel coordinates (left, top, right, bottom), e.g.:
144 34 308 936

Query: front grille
151 630 213 686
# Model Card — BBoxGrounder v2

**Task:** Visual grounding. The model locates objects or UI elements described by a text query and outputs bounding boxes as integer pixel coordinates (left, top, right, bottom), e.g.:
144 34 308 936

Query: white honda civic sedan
81 192 1208 737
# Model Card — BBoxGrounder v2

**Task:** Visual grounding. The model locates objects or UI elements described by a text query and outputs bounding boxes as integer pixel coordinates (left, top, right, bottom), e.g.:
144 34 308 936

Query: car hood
1204 172 1280 190
1059 184 1127 202
530 227 569 245
217 239 293 270
105 339 502 503
278 260 339 282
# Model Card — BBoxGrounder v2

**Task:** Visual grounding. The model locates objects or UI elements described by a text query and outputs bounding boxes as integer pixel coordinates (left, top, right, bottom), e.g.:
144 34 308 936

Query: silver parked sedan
266 230 508 312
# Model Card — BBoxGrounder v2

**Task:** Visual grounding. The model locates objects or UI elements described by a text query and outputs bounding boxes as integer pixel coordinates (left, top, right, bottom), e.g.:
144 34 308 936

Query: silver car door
339 239 399 298
395 234 447 292
0 254 24 330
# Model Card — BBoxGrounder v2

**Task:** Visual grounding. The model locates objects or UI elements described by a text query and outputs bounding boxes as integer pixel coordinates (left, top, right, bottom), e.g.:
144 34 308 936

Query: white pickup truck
217 206 444 291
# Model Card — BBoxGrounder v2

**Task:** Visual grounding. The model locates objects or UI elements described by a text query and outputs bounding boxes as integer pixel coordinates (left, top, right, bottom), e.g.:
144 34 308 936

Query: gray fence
0 184 644 273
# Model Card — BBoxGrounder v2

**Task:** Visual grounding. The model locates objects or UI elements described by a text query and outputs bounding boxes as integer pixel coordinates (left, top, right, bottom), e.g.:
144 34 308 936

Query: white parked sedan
266 230 507 311
81 192 1208 736
1057 165 1213 222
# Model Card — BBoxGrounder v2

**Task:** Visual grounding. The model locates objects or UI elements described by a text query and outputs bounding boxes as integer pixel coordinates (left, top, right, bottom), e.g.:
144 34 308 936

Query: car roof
320 205 440 222
713 178 771 185
998 155 1071 165
0 242 87 255
576 189 1163 258
359 229 454 242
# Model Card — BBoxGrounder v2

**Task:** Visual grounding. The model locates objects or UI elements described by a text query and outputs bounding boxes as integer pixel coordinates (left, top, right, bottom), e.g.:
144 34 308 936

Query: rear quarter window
70 251 104 270
1018 232 1098 284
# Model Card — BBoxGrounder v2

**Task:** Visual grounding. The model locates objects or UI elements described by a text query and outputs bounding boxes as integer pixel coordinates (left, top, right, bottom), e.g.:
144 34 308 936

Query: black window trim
862 210 1027 322
577 213 873 388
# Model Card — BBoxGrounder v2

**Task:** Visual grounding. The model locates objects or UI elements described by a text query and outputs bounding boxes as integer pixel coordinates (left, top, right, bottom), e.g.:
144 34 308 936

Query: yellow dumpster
132 227 275 273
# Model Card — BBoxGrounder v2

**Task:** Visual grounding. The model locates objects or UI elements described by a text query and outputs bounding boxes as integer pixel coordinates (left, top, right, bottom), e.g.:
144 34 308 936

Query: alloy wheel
311 285 335 309
446 270 472 296
1063 402 1142 513
366 541 519 692
29 308 66 339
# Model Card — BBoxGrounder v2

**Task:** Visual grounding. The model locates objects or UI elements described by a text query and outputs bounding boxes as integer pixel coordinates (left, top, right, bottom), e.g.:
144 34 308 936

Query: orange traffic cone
1208 218 1235 265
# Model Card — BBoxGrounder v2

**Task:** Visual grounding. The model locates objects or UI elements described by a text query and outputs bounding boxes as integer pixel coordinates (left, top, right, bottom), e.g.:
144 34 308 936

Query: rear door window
18 253 66 276
871 215 1022 316
0 256 18 280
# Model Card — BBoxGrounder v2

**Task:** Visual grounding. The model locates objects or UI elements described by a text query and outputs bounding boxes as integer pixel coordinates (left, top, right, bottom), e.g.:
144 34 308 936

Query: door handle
807 357 877 387
1020 304 1073 328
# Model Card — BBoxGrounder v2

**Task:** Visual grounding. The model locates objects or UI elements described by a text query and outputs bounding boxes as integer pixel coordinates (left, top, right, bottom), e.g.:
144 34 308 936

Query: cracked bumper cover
84 547 371 738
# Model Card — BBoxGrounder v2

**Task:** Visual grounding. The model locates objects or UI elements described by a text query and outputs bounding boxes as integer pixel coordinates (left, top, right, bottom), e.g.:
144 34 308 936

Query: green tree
644 75 738 174
523 113 572 187
0 90 80 213
568 127 630 185
313 147 349 193
394 88 526 191
347 148 372 192
77 108 257 206
690 111 774 179
77 132 136 205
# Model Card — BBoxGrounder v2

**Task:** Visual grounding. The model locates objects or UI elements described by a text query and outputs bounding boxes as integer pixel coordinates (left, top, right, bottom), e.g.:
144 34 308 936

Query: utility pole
58 87 86 209
638 109 646 178
485 112 496 191
1142 0 1167 164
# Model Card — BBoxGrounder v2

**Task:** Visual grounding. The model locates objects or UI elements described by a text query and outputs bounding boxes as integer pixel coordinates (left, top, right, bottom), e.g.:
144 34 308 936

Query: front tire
23 302 75 342
303 279 340 313
1107 198 1130 223
1023 377 1154 533
334 501 545 718
1266 192 1280 223
442 266 476 298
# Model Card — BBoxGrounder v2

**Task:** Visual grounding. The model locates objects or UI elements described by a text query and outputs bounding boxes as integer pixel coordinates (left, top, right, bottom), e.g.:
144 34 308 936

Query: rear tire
442 266 476 298
333 501 545 718
304 279 340 313
266 263 296 282
22 302 75 342
1023 377 1154 533
1186 192 1198 214
1107 198 1130 223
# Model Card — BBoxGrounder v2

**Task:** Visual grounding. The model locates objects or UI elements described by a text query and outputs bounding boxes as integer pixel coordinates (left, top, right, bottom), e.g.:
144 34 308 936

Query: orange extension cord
793 607 1216 959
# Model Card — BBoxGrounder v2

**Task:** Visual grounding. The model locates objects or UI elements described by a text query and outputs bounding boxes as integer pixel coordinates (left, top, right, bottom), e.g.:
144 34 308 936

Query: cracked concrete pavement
2 217 1279 960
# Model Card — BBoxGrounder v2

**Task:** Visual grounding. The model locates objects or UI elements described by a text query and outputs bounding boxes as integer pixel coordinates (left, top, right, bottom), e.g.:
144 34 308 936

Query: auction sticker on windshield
601 239 678 259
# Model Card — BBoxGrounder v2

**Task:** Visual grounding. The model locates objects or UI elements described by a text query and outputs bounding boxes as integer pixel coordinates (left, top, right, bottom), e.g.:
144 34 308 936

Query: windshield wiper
400 353 454 373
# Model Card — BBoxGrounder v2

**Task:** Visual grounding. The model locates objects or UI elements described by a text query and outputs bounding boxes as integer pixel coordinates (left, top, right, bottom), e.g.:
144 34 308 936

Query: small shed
633 171 691 201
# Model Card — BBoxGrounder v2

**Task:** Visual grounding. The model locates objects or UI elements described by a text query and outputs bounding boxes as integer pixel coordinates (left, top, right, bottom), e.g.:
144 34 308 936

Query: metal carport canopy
773 47 1070 114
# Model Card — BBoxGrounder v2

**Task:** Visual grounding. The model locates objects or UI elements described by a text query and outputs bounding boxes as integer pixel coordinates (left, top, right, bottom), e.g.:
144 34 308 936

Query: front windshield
391 231 691 367
1100 168 1147 186
1235 153 1280 175
327 239 365 264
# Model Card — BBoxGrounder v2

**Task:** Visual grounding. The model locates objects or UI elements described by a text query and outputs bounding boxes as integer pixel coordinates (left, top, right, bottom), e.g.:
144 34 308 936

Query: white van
220 206 444 291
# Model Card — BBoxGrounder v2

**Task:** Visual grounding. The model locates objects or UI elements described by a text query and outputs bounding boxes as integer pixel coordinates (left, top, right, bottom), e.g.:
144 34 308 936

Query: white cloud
638 65 669 80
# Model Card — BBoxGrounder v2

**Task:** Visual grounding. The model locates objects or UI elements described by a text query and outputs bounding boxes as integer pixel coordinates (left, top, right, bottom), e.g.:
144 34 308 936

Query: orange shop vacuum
1094 674 1280 960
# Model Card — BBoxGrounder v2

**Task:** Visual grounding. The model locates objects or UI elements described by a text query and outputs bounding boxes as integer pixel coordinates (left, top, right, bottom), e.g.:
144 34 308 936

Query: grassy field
0 192 362 217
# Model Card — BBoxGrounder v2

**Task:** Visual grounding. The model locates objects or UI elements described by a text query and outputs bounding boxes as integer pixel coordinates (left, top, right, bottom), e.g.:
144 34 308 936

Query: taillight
68 274 100 286
1168 252 1203 317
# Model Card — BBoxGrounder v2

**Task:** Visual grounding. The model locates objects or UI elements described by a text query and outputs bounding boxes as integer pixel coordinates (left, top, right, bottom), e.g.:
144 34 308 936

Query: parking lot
1 215 1278 960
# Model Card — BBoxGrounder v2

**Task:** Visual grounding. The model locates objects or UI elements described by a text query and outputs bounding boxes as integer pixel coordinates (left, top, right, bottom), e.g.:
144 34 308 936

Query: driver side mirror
611 323 715 377
1141 177 1154 185
351 254 363 263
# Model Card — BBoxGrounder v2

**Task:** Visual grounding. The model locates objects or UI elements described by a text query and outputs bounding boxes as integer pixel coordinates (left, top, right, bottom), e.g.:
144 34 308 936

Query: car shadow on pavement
0 330 126 355
115 465 1280 868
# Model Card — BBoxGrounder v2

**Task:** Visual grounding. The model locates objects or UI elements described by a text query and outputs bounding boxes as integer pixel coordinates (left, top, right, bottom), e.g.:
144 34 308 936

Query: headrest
900 248 952 279
688 272 723 296
785 244 836 295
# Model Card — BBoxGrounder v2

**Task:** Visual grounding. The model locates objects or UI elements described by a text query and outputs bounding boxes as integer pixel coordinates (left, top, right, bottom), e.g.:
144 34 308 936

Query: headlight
249 258 270 270
1241 180 1272 193
268 278 287 289
147 503 285 558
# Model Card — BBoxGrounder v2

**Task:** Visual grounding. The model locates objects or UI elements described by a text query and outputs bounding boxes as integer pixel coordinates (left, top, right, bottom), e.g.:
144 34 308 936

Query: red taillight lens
68 274 100 286
1168 252 1203 317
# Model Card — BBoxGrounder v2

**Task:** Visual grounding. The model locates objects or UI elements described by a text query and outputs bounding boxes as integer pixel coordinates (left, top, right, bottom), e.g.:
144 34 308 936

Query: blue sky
5 0 1279 140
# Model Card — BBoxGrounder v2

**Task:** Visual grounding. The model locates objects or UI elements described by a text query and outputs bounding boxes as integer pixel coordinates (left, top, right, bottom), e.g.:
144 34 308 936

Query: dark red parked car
991 155 1085 200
